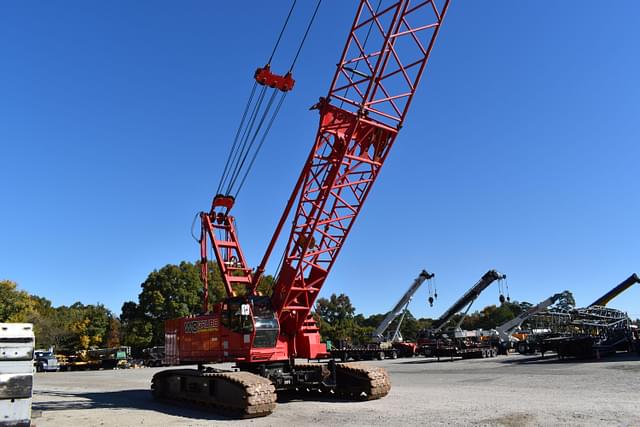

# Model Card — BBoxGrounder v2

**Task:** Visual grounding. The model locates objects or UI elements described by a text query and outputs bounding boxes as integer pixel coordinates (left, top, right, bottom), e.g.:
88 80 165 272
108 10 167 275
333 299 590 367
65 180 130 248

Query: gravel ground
32 352 640 426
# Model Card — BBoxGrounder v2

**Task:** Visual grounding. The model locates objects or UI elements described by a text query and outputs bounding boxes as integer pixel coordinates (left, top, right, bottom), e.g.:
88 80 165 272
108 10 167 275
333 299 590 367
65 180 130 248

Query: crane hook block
254 64 295 92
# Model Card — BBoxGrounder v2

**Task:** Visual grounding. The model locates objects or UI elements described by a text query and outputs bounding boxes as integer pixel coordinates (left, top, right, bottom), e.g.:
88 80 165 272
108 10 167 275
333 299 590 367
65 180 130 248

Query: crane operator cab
221 296 279 350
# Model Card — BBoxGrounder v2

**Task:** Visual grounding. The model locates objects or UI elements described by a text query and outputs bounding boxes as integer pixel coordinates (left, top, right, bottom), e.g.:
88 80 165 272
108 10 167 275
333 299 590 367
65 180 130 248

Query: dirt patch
476 413 535 427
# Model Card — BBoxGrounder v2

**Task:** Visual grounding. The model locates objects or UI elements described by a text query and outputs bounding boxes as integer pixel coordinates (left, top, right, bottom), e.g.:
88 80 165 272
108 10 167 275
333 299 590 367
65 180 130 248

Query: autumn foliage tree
0 280 118 351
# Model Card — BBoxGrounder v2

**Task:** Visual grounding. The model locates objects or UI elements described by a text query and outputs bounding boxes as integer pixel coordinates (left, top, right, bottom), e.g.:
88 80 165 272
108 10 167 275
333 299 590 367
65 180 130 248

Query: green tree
315 293 356 323
0 280 117 351
54 303 113 350
314 293 367 345
550 291 576 312
0 280 32 322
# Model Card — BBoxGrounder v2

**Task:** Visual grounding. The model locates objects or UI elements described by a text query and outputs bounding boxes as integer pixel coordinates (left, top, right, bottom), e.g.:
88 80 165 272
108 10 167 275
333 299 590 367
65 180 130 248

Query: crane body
416 270 506 359
152 0 451 417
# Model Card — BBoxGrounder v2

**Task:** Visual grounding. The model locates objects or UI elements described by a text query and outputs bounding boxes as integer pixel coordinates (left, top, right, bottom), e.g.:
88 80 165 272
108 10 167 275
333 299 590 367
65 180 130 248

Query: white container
0 323 34 427
0 398 32 427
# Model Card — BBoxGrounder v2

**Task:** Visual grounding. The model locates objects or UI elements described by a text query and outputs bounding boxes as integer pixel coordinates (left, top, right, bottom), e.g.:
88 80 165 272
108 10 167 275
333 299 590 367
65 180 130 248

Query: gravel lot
32 352 640 426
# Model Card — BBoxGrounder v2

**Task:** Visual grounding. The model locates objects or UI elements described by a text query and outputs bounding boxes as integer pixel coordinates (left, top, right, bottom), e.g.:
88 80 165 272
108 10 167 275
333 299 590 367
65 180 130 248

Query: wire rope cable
268 0 298 65
233 92 288 198
221 85 269 194
215 0 323 201
216 81 258 195
288 0 322 72
226 89 279 194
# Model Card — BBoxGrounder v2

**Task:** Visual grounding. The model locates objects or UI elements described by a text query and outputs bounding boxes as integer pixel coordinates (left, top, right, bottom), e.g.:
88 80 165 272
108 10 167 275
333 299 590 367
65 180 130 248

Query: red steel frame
200 0 450 356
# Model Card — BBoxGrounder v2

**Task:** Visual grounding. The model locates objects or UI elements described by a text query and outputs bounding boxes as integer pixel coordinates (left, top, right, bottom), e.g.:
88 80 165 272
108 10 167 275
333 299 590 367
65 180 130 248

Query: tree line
0 280 119 351
1 261 576 353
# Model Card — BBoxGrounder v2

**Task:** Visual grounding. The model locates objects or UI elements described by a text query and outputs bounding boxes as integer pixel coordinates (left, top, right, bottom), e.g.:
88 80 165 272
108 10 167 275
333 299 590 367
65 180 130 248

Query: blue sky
1 1 639 320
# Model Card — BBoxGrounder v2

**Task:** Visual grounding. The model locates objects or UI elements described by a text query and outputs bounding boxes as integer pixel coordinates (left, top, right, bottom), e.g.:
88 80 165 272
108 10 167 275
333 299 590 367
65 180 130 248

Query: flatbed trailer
420 338 497 360
330 346 398 362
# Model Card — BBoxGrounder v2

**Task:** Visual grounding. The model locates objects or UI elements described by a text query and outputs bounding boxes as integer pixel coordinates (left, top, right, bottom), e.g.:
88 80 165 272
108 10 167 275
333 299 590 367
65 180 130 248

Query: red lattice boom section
271 0 450 337
329 0 450 128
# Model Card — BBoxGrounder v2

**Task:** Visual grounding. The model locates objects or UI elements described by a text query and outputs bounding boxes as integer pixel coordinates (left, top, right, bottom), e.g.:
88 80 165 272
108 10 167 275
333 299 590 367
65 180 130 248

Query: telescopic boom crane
494 291 570 343
416 270 507 360
430 270 506 333
589 274 640 307
372 270 434 342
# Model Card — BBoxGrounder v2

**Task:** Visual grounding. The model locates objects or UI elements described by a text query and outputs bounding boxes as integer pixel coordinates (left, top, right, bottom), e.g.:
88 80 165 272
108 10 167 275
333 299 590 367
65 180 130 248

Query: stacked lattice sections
526 310 573 334
329 0 450 127
571 306 630 332
272 104 397 334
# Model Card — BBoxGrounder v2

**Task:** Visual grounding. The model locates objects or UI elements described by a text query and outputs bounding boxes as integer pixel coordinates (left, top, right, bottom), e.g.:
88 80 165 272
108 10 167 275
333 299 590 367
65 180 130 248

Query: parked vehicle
34 350 59 372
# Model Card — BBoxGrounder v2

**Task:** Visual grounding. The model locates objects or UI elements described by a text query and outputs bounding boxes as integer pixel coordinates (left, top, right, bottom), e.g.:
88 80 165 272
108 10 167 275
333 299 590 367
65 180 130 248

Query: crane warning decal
184 318 219 334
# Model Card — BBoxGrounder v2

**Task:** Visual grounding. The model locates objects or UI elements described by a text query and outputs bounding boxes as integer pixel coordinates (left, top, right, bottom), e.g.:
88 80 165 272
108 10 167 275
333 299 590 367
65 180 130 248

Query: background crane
416 269 506 360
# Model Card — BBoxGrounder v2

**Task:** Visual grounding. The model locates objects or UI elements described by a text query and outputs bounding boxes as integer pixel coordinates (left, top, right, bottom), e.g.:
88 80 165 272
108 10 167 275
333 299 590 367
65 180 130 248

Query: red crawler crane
152 0 451 417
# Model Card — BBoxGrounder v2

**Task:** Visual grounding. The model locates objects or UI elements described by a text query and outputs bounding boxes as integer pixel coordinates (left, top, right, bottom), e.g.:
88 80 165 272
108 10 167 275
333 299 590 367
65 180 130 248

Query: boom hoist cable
214 0 323 205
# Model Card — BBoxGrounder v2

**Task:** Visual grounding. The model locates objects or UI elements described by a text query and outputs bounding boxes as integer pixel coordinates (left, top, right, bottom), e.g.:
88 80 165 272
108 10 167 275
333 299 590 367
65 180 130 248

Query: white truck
0 323 35 427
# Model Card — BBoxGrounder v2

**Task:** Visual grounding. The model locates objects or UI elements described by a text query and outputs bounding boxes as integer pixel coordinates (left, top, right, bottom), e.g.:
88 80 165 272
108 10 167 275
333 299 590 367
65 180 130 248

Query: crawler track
335 363 391 400
151 363 390 418
151 369 276 418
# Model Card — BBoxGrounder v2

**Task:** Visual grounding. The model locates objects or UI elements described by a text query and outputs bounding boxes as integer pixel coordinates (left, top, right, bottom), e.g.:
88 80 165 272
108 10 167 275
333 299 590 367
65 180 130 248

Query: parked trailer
59 346 131 371
423 344 497 360
420 331 498 360
330 346 398 362
545 306 634 359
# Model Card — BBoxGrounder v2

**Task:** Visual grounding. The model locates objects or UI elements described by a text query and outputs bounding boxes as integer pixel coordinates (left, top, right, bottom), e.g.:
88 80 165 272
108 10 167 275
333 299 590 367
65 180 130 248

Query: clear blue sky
1 1 639 320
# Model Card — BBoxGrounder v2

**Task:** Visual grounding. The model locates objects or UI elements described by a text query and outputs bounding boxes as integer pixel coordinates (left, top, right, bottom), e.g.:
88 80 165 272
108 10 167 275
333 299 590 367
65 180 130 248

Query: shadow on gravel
497 352 640 366
32 389 233 420
276 391 370 404
394 358 461 365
